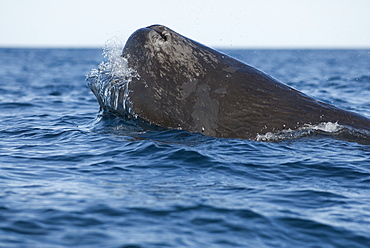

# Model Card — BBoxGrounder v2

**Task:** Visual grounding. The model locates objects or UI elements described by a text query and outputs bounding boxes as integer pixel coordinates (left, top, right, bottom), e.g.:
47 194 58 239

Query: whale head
119 25 231 135
122 24 222 81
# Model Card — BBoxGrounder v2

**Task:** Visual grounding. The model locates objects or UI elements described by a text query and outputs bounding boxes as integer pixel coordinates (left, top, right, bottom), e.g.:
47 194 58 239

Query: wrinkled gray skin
107 24 370 139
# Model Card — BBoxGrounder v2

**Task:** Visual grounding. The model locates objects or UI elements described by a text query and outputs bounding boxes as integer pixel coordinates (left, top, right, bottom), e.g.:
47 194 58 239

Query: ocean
1 48 370 248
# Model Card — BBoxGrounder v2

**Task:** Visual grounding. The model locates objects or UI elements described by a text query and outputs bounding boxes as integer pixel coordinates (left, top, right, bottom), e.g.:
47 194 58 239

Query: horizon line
1 45 370 50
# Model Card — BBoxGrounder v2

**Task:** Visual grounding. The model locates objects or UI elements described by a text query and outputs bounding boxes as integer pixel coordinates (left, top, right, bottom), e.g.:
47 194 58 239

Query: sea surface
1 47 370 248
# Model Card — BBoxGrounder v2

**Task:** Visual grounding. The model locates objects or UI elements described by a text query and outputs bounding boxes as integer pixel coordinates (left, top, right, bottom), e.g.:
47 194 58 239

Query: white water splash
255 122 343 142
308 122 342 132
101 38 131 78
86 38 139 117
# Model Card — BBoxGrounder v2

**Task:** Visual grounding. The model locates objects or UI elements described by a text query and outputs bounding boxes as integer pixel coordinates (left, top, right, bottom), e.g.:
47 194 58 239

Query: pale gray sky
1 0 369 48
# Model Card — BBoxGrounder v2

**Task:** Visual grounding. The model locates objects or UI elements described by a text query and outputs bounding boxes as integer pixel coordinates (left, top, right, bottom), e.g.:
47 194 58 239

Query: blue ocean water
1 48 370 248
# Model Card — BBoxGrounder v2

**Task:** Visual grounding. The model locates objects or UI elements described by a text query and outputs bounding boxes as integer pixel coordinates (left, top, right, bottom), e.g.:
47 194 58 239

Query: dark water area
1 48 370 247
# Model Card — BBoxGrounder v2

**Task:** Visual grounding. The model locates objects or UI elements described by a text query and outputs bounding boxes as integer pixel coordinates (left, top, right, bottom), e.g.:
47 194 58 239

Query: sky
1 0 369 48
